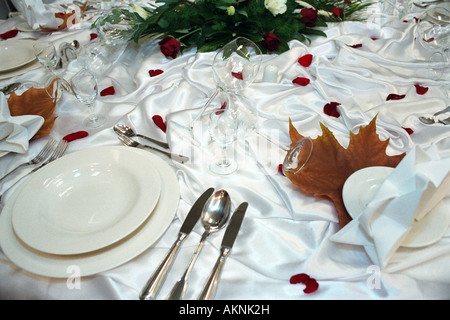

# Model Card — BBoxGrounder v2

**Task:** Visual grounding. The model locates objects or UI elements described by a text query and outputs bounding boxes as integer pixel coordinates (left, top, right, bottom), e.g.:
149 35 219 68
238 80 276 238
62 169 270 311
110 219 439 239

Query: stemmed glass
33 41 70 100
208 106 238 175
416 8 450 80
282 137 313 176
71 69 106 128
189 37 263 133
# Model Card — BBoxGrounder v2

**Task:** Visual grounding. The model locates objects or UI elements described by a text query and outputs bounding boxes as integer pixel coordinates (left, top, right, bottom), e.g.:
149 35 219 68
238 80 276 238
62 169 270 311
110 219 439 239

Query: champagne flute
71 69 106 128
208 107 238 175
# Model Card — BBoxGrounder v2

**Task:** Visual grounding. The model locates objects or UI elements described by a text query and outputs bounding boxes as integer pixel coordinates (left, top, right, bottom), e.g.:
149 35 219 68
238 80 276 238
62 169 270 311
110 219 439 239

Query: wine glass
33 41 70 100
189 37 263 131
282 137 313 176
416 10 450 80
71 69 106 128
208 107 238 175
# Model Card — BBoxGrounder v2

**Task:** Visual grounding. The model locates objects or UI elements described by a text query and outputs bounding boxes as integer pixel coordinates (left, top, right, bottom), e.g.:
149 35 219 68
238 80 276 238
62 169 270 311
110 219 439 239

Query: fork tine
33 139 57 163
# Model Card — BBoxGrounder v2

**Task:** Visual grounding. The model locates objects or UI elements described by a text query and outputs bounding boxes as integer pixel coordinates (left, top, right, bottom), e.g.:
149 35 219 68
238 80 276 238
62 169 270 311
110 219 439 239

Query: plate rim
11 146 162 255
0 146 180 278
0 39 36 72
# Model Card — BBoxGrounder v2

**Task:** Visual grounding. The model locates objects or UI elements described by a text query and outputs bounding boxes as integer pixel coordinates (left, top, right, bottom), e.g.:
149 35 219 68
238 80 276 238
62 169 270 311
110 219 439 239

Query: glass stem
87 103 98 122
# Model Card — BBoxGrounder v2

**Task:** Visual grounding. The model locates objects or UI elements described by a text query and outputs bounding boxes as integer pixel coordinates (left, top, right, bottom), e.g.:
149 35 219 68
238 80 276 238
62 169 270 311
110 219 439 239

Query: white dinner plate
11 146 162 255
0 59 40 80
0 39 36 72
0 147 180 278
342 166 450 248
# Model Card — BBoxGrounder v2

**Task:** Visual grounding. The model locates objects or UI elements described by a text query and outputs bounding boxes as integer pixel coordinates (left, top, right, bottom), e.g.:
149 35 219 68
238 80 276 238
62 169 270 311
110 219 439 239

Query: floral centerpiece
95 0 371 58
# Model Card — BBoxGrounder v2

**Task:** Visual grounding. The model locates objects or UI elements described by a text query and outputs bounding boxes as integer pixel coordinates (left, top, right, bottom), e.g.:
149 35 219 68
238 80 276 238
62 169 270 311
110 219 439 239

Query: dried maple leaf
8 80 58 140
287 116 405 229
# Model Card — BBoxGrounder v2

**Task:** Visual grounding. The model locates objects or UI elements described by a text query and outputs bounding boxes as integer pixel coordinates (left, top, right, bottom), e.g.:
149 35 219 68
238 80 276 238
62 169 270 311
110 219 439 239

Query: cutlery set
140 188 248 300
419 106 450 125
114 123 189 163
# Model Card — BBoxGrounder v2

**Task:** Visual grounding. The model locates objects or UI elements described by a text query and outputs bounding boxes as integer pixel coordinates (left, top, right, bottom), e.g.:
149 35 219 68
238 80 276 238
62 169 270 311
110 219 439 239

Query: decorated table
0 0 449 301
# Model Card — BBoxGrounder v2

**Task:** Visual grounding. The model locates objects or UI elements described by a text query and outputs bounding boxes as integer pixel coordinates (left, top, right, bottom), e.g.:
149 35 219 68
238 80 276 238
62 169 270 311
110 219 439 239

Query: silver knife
139 187 215 300
198 202 248 300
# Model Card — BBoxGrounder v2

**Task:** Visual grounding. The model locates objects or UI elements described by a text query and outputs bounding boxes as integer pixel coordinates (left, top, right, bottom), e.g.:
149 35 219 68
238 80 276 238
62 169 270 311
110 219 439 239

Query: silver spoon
113 123 170 149
166 190 231 300
419 106 450 124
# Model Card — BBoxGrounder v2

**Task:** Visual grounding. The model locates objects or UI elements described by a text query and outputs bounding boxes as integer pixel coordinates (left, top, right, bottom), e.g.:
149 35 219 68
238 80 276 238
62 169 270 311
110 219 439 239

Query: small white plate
0 39 36 72
11 146 161 255
343 166 449 248
0 147 179 278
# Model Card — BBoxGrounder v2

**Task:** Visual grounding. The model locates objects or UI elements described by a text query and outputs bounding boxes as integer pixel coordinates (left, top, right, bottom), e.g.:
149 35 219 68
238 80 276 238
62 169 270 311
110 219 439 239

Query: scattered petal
292 77 310 86
232 71 243 80
324 102 341 118
63 130 89 142
0 30 18 40
149 69 164 77
278 164 285 176
290 273 319 294
414 84 428 95
402 127 414 135
347 43 363 48
100 86 115 96
298 54 313 67
152 115 167 133
90 33 98 40
386 93 406 101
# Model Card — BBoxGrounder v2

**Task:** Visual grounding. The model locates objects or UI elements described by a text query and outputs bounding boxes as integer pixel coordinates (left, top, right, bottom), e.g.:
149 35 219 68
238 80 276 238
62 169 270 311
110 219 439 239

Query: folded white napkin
331 145 450 268
0 92 44 158
11 0 58 30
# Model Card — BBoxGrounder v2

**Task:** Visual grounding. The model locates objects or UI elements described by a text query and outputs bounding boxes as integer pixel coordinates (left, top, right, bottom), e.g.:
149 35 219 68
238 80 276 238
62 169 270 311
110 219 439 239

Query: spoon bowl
166 189 231 300
113 123 169 149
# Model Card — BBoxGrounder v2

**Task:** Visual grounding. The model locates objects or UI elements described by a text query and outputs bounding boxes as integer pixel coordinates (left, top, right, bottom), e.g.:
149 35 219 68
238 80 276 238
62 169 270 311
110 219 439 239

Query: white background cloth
0 0 449 299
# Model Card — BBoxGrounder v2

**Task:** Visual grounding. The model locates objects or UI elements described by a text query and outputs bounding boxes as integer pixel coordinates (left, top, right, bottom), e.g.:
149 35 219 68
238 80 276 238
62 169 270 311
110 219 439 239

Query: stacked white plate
0 146 180 277
0 39 40 80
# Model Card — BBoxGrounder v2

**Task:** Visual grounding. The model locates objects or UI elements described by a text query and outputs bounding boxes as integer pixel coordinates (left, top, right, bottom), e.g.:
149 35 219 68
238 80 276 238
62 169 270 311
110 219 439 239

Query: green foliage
95 0 371 53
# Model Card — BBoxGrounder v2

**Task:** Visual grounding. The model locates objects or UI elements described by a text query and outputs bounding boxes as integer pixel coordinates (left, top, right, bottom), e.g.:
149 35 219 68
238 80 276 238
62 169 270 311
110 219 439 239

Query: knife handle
137 134 170 149
198 247 230 300
139 233 186 300
142 145 189 164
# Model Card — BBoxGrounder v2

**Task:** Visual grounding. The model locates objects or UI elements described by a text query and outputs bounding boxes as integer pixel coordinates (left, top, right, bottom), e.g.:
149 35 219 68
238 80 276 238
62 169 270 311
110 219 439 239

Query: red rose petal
347 43 363 48
414 84 428 95
0 30 18 40
303 278 319 294
90 33 98 41
298 54 313 67
232 72 243 80
324 102 341 118
278 164 285 176
152 115 167 133
63 131 89 142
292 77 310 86
100 86 115 96
402 127 414 135
149 69 164 77
386 93 406 101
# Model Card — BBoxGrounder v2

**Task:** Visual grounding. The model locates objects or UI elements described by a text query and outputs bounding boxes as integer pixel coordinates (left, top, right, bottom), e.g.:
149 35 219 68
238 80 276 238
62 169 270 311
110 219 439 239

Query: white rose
264 0 287 16
227 6 235 16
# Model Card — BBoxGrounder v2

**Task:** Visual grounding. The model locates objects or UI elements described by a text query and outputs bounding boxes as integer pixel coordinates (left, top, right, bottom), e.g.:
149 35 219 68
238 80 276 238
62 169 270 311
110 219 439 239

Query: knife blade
139 187 214 300
198 202 248 300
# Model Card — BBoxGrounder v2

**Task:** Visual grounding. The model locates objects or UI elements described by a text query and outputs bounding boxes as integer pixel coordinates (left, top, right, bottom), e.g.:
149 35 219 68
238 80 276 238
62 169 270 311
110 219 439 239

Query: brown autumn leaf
287 115 405 229
8 81 58 140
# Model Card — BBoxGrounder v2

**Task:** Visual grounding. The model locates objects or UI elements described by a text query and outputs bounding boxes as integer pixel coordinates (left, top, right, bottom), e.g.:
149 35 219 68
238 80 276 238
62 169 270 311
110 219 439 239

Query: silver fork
29 140 69 173
118 135 189 164
0 139 57 182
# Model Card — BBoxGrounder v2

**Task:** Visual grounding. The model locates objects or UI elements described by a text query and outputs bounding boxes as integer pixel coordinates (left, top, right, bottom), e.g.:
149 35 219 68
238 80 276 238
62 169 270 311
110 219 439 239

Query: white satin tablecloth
0 1 449 300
